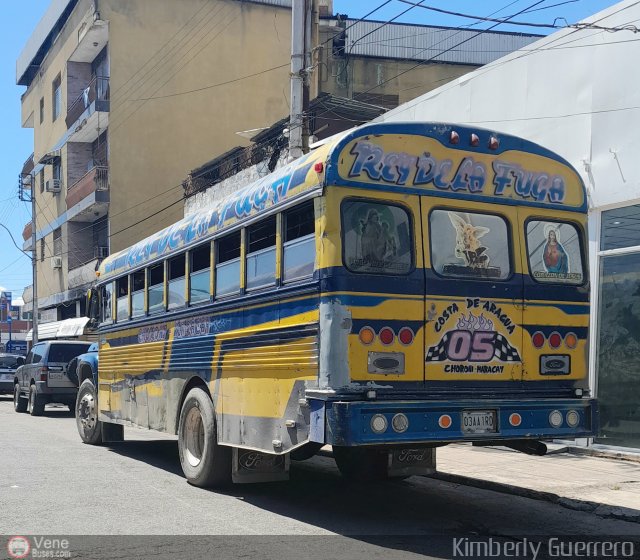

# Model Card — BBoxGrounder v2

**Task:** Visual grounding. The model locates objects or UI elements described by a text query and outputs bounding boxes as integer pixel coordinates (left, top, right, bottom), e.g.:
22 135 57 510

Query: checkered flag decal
426 333 451 362
494 333 521 362
426 332 521 362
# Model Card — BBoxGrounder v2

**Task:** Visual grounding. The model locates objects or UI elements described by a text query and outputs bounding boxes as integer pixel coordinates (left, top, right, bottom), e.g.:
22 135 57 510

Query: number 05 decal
446 330 497 362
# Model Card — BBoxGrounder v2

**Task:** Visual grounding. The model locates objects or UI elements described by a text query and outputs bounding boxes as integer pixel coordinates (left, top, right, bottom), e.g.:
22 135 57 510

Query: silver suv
14 340 92 416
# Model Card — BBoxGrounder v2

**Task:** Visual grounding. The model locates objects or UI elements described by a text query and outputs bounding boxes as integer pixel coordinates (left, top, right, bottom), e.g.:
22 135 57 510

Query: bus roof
99 122 586 281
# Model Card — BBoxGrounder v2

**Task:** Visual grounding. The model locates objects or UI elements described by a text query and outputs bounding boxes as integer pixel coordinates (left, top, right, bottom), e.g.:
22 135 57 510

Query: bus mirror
85 289 93 318
86 288 99 324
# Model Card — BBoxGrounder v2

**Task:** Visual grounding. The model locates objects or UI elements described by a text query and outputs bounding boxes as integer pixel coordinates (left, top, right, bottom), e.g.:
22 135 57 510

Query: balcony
66 166 109 221
69 258 101 289
22 221 33 241
66 76 110 142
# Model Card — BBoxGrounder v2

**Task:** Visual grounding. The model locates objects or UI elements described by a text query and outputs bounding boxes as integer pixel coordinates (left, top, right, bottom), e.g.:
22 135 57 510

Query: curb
432 472 640 524
566 446 640 464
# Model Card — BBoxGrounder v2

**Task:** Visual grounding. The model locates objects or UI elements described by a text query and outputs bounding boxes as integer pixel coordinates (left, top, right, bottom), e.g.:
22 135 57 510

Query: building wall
20 0 95 305
103 0 293 251
319 50 479 108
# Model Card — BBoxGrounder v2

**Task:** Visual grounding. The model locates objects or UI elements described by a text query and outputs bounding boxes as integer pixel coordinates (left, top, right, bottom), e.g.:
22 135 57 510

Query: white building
376 0 640 451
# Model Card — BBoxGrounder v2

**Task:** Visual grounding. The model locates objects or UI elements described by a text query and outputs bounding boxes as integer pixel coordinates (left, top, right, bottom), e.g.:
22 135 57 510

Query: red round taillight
549 332 563 349
314 162 324 173
532 331 545 349
379 327 395 345
398 327 414 346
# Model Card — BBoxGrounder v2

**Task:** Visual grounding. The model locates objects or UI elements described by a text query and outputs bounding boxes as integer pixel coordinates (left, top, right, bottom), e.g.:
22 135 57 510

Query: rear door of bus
421 199 524 388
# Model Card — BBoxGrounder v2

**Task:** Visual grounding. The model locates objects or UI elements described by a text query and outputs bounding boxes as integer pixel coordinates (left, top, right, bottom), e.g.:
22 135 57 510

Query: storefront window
596 252 640 448
601 204 640 250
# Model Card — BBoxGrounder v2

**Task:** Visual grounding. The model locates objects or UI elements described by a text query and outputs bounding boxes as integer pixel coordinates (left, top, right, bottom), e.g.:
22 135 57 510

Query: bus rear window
430 210 510 280
526 220 584 284
341 200 412 275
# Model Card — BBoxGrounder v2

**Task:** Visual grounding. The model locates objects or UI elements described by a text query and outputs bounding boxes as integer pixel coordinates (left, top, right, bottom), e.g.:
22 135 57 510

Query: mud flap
387 447 436 477
232 448 290 483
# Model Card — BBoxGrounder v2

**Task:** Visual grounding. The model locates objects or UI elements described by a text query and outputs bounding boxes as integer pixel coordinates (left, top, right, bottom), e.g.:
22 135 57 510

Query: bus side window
283 201 315 283
101 283 113 323
190 243 211 304
216 231 241 297
131 270 145 317
246 216 276 290
168 255 186 309
116 277 129 322
148 263 164 314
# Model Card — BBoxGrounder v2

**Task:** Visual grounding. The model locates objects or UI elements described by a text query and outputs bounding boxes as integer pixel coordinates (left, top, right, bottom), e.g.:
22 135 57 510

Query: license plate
0 373 11 380
48 370 64 380
461 410 497 434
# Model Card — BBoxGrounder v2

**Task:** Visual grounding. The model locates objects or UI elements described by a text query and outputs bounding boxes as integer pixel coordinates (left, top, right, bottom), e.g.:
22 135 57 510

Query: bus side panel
213 299 320 453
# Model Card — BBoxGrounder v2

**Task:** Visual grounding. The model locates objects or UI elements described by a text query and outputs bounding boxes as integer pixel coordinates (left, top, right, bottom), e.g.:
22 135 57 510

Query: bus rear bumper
319 398 598 446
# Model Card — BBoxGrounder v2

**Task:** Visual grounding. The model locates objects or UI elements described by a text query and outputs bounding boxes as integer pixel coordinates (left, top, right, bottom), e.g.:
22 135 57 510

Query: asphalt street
1 397 639 558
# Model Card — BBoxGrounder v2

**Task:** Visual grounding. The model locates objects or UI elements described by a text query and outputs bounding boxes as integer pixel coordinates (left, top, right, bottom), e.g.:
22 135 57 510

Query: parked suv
14 340 92 415
0 353 25 394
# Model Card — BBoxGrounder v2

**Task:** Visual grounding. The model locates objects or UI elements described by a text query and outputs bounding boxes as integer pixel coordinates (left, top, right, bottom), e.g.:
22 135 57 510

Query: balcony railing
66 76 110 129
66 166 109 209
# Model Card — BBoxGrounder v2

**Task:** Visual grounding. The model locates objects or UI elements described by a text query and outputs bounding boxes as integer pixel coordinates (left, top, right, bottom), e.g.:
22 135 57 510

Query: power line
396 0 640 32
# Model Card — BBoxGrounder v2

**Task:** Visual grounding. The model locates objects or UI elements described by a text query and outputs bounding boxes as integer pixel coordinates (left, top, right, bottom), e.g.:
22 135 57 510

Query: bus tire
178 388 231 488
332 446 389 481
76 379 103 445
14 383 27 413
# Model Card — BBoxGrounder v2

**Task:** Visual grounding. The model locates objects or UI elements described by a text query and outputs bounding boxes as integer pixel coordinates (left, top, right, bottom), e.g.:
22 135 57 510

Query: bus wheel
76 379 103 445
332 446 389 481
178 388 231 488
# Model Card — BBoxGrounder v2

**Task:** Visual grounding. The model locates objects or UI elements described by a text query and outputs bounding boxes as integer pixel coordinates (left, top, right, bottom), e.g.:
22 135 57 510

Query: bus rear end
312 123 597 477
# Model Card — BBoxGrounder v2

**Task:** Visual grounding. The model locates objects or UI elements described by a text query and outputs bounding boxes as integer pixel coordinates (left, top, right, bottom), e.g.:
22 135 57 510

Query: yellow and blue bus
77 122 597 486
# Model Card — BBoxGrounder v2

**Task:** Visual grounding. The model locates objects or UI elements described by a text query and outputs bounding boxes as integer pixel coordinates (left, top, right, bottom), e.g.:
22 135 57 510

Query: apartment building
17 0 299 322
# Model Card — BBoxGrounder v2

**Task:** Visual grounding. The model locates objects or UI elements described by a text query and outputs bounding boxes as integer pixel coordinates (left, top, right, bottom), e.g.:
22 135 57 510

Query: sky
0 0 618 305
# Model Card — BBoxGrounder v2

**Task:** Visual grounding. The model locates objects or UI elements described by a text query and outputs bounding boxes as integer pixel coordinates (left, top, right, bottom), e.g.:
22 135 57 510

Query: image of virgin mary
543 228 569 274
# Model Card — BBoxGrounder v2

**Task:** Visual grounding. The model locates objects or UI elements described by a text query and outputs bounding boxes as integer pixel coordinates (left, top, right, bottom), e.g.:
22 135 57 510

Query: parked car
0 353 25 395
67 343 98 389
14 340 93 415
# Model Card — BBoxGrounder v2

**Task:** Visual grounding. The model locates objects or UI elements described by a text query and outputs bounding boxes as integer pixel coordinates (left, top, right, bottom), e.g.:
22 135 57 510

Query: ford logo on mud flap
238 451 284 471
396 448 428 463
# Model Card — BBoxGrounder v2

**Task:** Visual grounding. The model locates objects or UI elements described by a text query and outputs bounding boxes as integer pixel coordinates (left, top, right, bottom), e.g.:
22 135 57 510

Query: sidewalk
435 444 640 522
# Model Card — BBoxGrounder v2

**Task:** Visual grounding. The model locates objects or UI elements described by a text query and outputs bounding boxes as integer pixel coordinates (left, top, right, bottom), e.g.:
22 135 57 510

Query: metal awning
25 317 89 341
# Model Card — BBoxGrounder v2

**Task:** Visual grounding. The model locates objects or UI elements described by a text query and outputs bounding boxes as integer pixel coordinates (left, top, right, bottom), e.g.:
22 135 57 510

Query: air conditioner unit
45 179 62 193
94 246 109 259
51 256 63 269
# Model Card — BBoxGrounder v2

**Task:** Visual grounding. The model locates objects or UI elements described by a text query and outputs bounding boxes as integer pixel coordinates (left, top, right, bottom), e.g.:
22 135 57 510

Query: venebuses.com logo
6 536 71 558
7 536 30 559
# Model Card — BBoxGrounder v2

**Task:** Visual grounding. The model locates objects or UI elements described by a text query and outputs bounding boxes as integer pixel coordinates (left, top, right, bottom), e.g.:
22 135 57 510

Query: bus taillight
549 332 563 349
398 327 414 345
532 331 545 348
565 332 578 349
379 327 394 345
359 327 375 345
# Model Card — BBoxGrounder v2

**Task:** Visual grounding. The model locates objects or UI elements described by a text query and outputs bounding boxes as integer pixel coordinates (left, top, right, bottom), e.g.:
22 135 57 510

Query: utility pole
289 0 311 161
19 173 38 346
